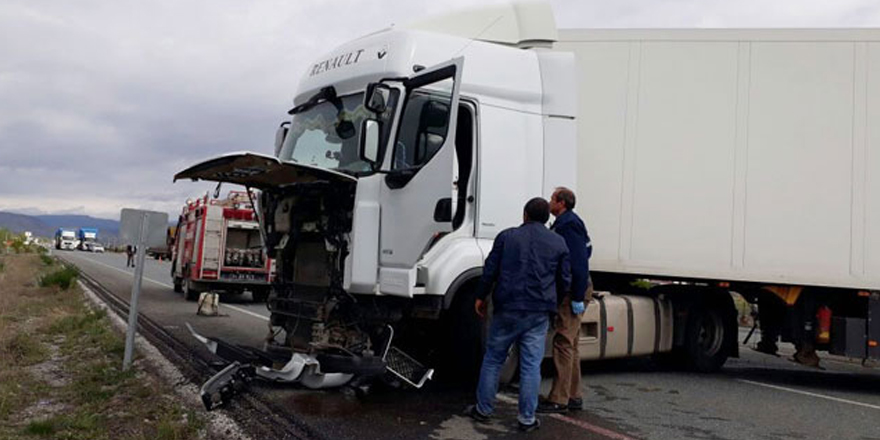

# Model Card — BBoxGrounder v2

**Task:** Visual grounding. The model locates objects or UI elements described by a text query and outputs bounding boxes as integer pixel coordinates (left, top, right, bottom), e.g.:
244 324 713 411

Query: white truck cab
176 4 596 388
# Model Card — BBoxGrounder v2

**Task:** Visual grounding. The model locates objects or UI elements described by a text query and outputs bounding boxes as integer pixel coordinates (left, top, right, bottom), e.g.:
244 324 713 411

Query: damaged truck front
176 39 471 397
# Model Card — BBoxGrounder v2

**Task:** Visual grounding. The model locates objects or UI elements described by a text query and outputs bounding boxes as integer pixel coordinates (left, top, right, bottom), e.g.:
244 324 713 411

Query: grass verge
0 254 206 440
39 254 54 266
38 266 78 290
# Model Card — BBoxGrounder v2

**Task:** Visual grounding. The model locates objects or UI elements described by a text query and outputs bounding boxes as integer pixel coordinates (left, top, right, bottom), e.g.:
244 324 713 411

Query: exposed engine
260 181 377 355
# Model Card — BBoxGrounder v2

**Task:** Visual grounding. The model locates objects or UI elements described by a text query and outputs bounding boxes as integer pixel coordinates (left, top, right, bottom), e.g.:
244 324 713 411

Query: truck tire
183 280 200 302
446 283 485 383
683 303 729 372
173 277 183 293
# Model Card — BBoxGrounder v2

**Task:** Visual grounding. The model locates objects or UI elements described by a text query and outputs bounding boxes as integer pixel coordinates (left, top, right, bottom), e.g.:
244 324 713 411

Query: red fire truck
171 191 272 302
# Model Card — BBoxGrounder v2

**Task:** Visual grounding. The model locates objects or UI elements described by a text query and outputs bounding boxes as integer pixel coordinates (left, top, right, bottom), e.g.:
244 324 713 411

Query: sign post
119 208 168 371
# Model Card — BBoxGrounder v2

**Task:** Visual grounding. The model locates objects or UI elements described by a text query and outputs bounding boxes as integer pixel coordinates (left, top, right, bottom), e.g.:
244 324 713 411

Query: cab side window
392 92 451 170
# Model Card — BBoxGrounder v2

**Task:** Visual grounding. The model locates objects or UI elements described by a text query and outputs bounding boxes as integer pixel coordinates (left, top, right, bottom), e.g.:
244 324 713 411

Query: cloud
553 0 880 28
1 0 879 220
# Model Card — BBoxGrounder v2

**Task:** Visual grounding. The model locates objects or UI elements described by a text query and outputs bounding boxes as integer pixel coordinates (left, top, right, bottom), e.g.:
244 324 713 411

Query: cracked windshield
278 92 397 174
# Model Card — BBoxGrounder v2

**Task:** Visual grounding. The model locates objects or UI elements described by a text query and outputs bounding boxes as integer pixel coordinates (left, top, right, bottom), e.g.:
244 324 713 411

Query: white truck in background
176 3 880 396
54 228 78 251
77 228 99 251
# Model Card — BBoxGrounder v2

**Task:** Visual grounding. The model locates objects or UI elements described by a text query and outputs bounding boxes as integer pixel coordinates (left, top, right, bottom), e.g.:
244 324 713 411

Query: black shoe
567 398 584 411
518 418 541 432
536 401 567 414
464 405 490 423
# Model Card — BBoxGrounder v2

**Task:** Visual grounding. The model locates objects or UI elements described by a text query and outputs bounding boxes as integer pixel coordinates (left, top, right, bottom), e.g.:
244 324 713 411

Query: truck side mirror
365 83 391 113
359 119 380 164
274 122 290 157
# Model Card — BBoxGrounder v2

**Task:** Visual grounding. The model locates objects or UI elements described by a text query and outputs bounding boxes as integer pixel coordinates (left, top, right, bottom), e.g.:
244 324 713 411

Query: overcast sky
2 0 879 220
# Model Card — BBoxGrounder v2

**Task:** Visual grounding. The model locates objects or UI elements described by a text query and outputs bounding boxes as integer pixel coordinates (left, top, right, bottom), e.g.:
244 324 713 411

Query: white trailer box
556 29 880 290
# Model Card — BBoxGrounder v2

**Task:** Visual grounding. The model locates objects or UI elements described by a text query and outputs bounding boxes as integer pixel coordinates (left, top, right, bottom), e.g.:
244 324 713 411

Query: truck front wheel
684 303 729 372
183 280 200 302
173 277 183 293
444 283 485 383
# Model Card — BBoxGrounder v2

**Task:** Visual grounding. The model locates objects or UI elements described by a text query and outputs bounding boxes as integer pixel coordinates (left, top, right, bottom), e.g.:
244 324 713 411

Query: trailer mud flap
869 292 880 360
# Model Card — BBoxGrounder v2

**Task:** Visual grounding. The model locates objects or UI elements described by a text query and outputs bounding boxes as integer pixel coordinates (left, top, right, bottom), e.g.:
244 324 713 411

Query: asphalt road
59 250 880 440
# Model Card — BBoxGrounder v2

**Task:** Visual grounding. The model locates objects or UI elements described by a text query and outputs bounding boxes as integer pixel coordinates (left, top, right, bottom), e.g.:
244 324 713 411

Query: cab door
378 58 464 296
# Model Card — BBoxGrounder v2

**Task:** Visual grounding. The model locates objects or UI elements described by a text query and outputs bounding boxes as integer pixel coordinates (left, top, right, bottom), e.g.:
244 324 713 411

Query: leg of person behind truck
791 292 820 367
757 292 785 355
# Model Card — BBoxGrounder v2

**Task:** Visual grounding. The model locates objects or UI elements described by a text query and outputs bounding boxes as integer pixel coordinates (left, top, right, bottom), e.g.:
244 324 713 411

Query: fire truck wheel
183 281 200 301
252 289 269 303
173 277 183 293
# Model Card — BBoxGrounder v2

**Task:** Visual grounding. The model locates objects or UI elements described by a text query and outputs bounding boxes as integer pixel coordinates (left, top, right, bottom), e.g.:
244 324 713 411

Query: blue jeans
476 310 549 425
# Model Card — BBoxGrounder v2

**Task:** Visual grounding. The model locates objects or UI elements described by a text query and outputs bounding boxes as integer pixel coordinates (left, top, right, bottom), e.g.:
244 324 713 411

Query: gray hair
553 187 576 210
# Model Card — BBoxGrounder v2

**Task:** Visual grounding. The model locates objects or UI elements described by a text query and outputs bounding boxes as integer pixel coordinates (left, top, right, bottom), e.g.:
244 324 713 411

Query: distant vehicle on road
170 192 272 303
146 226 176 260
54 228 78 251
77 228 98 251
90 243 105 253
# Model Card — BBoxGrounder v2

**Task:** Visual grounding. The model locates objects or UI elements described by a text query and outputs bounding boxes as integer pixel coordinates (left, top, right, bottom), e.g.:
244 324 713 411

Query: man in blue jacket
539 186 593 413
467 197 571 432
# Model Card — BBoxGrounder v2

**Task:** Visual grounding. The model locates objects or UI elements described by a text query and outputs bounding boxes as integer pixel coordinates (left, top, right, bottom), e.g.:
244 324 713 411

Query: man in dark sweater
467 197 571 432
539 187 593 413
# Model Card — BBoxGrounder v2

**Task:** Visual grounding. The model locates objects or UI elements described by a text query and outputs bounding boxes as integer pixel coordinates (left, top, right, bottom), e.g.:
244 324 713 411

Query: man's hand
475 298 488 319
571 301 585 315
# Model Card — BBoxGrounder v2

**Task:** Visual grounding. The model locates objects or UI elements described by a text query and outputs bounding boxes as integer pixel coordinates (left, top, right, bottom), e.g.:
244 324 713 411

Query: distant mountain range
0 211 120 240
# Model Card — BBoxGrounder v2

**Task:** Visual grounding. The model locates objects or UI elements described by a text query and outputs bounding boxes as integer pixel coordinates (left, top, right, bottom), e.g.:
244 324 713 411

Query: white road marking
65 254 270 322
223 304 270 322
738 379 880 410
495 394 636 440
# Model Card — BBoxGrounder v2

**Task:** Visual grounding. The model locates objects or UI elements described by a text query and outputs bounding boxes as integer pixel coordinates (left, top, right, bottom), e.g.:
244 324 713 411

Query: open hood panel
174 152 357 189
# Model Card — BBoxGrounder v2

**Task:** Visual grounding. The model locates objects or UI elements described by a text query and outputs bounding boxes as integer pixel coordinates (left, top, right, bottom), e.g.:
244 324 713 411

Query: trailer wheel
173 277 183 293
183 280 199 302
684 303 729 372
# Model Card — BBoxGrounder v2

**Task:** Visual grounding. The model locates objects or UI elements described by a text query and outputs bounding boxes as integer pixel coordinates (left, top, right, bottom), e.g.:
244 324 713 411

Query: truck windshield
278 91 399 175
